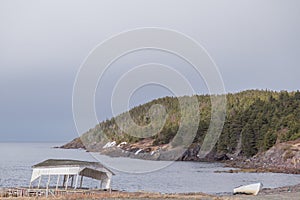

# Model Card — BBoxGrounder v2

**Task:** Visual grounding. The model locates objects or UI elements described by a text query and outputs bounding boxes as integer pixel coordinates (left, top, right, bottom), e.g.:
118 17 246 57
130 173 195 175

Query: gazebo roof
32 159 114 175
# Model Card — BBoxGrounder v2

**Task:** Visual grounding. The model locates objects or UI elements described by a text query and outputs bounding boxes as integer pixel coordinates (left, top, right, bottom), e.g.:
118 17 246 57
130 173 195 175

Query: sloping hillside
62 90 300 165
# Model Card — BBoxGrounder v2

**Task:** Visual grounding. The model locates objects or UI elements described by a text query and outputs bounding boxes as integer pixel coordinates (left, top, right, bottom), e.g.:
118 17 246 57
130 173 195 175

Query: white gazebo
29 159 114 191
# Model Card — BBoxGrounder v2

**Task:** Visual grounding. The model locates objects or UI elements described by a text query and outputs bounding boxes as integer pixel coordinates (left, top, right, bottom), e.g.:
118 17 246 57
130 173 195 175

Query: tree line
80 90 300 157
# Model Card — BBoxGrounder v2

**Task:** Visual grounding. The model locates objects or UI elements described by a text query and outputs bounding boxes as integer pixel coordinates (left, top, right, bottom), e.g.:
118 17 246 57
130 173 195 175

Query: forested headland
63 90 300 163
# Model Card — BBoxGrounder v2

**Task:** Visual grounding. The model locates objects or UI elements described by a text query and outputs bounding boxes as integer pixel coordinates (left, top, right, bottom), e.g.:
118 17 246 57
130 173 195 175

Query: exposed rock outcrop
60 138 85 149
227 139 300 174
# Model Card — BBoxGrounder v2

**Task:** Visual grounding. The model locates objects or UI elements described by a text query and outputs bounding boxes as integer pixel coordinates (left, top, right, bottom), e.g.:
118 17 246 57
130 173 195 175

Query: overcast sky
0 0 299 142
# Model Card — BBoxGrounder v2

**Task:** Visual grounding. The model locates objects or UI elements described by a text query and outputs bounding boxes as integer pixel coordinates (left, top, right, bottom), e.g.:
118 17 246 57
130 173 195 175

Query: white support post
37 176 42 189
105 174 112 190
71 175 74 188
106 178 111 190
74 174 79 190
80 176 83 188
65 174 69 190
100 180 103 190
62 175 66 187
46 174 51 198
56 175 60 190
47 174 51 189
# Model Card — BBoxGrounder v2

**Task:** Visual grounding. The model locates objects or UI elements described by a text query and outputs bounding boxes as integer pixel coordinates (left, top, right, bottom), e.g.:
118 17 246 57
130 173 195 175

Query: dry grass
0 191 219 200
3 191 300 200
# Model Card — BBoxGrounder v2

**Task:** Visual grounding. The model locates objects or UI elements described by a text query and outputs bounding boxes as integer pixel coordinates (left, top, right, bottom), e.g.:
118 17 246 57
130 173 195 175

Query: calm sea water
0 143 299 194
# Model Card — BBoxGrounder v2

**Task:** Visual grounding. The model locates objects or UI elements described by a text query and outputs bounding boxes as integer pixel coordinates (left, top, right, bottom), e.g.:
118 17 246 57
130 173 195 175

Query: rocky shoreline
225 139 300 174
60 138 300 174
60 138 227 162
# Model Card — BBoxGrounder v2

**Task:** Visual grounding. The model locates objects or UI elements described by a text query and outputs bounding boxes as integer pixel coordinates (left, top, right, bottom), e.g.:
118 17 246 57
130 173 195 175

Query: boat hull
233 183 263 195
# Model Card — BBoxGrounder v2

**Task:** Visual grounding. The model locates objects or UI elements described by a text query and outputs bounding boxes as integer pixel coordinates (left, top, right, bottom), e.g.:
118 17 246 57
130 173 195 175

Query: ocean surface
0 142 299 194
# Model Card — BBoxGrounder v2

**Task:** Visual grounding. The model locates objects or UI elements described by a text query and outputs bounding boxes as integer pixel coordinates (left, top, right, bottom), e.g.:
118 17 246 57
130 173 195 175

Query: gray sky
0 0 299 142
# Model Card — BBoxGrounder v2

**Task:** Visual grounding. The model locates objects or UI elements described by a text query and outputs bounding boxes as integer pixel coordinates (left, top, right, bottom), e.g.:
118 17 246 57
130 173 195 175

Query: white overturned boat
233 183 263 195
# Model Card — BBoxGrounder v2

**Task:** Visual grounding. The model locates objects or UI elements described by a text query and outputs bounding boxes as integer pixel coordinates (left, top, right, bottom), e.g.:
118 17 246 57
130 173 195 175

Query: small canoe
233 183 263 195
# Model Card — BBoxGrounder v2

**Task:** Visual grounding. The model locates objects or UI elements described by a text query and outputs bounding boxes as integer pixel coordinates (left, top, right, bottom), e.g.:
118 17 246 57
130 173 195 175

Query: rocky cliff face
227 139 300 174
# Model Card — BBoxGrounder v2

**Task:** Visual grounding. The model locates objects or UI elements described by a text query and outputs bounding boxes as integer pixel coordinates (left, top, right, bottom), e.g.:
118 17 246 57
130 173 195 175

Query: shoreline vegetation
61 90 300 175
